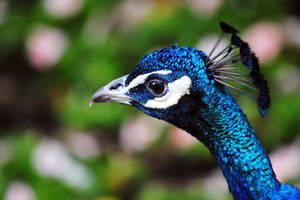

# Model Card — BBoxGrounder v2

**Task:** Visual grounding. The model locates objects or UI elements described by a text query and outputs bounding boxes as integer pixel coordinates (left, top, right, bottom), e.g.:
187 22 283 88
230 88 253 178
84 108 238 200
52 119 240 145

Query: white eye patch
126 70 172 90
144 76 191 109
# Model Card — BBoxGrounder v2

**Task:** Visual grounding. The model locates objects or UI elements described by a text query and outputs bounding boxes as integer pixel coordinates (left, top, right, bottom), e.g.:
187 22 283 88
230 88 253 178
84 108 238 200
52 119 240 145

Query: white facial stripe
126 70 172 91
144 76 191 109
102 71 171 105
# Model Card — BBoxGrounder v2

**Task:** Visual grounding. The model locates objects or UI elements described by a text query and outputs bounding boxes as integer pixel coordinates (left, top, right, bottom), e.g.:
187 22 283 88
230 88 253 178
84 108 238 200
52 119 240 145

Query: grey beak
90 75 131 107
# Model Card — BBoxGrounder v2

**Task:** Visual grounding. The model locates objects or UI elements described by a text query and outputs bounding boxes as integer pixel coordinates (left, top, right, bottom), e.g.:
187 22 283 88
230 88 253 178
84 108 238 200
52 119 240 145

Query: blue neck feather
162 86 300 200
126 46 300 199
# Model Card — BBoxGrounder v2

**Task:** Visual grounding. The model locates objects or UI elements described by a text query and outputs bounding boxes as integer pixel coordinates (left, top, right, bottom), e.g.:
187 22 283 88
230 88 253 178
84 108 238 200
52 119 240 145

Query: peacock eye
146 79 167 97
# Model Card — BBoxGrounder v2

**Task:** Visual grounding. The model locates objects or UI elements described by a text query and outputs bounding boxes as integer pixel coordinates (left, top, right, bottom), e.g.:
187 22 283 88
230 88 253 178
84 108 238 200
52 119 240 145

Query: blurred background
0 0 300 199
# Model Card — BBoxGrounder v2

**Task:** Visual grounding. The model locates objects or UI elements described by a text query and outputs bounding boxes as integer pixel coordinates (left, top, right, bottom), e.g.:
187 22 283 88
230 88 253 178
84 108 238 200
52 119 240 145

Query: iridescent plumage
91 22 300 200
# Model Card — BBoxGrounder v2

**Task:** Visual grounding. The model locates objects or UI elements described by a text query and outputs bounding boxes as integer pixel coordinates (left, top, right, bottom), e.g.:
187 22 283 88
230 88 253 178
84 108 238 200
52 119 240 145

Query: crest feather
206 22 271 116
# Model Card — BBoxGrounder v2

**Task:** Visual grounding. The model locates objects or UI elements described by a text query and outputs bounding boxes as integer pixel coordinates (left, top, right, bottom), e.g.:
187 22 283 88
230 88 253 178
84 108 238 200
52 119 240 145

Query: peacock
90 22 300 200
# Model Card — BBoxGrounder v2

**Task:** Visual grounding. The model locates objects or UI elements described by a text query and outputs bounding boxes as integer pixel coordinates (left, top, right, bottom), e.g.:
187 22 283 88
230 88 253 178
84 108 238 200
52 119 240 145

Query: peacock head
90 46 214 125
90 22 271 128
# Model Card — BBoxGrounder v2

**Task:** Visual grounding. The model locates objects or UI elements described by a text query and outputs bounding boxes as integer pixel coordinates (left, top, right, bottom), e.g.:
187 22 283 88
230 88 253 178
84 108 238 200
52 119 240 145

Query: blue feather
91 22 300 200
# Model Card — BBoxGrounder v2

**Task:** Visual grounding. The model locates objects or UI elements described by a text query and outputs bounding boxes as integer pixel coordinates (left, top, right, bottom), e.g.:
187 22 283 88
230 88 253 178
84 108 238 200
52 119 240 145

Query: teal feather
91 22 300 200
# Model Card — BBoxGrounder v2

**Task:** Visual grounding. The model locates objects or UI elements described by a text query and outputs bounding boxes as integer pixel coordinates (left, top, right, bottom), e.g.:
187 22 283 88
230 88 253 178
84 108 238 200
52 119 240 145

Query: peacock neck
176 89 300 199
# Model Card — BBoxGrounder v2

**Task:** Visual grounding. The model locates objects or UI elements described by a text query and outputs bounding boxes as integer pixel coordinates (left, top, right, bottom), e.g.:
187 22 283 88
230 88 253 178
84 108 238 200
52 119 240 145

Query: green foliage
0 0 299 199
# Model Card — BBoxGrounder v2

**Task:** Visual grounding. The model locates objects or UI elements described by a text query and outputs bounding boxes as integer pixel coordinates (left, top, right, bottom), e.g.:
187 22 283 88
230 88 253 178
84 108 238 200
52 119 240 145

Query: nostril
109 83 122 90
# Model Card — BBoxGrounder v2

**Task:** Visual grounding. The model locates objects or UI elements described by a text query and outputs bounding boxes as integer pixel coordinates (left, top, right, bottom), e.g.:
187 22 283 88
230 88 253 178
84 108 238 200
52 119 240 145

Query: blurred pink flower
185 0 224 16
4 181 36 200
244 22 283 63
169 127 198 150
82 0 154 41
270 138 300 182
26 26 68 70
120 115 165 153
32 140 93 189
277 66 300 94
116 0 154 30
283 17 300 49
43 0 84 19
65 132 102 159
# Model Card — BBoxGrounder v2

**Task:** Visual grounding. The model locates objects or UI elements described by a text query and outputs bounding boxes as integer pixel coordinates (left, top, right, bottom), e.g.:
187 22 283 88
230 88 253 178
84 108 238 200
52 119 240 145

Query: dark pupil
148 80 165 95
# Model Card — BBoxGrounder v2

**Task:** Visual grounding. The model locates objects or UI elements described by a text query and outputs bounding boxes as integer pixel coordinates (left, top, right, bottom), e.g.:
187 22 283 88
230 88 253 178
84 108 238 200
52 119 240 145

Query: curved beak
90 75 132 107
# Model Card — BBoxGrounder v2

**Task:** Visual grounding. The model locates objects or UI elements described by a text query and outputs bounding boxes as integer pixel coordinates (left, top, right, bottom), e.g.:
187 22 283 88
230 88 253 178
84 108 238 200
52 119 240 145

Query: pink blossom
4 182 36 200
43 0 83 19
244 22 283 63
270 138 300 182
120 115 165 153
26 26 68 70
185 0 224 16
169 127 198 150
